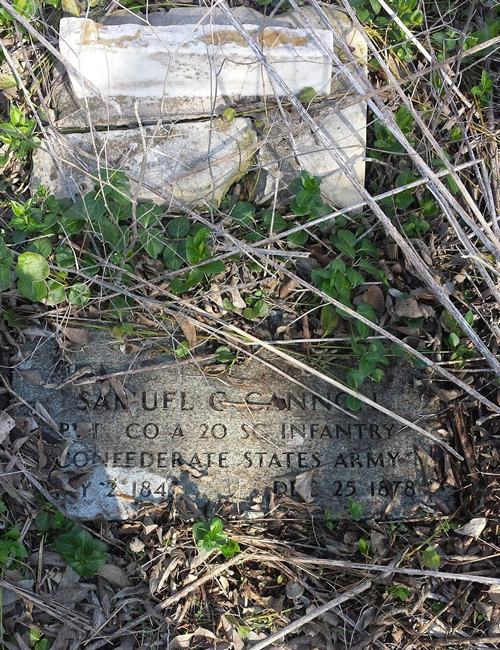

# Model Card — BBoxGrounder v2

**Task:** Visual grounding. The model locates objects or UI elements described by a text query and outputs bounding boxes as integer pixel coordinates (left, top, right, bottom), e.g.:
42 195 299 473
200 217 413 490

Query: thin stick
285 555 500 586
48 354 215 388
249 579 372 650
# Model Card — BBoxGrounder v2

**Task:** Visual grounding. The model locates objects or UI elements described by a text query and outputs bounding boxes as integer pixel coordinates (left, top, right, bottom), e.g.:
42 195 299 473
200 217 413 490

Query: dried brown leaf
62 328 90 345
174 315 197 348
455 517 487 539
97 563 131 587
362 285 385 312
279 279 297 299
19 370 44 386
0 411 15 444
294 469 315 503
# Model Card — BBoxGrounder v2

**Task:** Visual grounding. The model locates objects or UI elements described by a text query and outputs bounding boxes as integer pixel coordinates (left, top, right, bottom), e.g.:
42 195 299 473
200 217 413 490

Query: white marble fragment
256 103 366 210
31 118 257 206
59 17 334 100
255 6 367 211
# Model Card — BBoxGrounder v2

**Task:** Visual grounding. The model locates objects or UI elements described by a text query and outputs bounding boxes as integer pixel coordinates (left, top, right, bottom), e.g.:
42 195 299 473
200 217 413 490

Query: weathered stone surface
38 5 367 213
254 5 367 210
132 6 295 28
53 7 364 130
13 332 453 521
255 102 366 210
59 17 334 100
30 118 257 205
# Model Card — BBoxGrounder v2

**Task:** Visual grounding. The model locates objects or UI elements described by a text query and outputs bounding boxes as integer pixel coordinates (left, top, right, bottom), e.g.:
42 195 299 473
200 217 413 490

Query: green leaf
29 237 52 258
62 0 80 16
54 528 107 577
0 237 13 291
287 229 309 247
136 203 163 228
357 258 384 281
198 260 226 276
95 216 126 251
387 585 412 602
81 254 99 276
186 227 210 264
371 367 384 382
230 201 256 226
421 545 441 570
449 332 460 349
68 283 91 307
347 498 364 521
320 304 339 336
9 105 23 126
66 192 106 225
395 106 414 133
243 299 269 320
175 340 190 359
334 229 357 258
16 252 49 282
220 538 240 558
299 86 317 104
356 238 379 258
192 517 229 553
441 310 461 336
0 527 27 567
421 197 439 218
45 280 66 306
60 213 85 235
34 511 53 534
346 395 363 412
358 537 370 556
346 268 365 288
223 107 237 122
215 346 235 364
357 302 377 324
55 245 75 269
167 217 190 239
209 517 224 536
139 227 164 259
260 209 287 233
17 276 47 302
163 241 186 271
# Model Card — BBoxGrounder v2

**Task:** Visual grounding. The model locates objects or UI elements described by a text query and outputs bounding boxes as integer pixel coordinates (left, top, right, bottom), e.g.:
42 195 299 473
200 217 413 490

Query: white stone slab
59 17 334 101
39 6 367 211
256 103 366 210
254 6 367 211
31 118 257 206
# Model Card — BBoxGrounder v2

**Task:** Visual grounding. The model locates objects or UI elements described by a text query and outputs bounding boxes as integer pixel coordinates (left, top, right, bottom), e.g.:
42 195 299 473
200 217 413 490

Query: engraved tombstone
12 332 453 520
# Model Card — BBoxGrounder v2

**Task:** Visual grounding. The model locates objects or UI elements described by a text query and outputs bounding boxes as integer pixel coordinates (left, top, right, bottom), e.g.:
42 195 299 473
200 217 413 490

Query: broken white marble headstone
59 17 334 100
32 6 367 210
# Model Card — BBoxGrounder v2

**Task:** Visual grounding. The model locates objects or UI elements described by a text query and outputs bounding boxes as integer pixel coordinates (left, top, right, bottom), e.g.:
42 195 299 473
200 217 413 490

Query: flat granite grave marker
12 332 454 520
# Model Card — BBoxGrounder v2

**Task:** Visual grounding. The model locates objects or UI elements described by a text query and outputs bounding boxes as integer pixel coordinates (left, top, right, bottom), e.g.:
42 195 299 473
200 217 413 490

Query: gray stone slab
115 7 295 28
30 118 257 205
12 332 454 521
